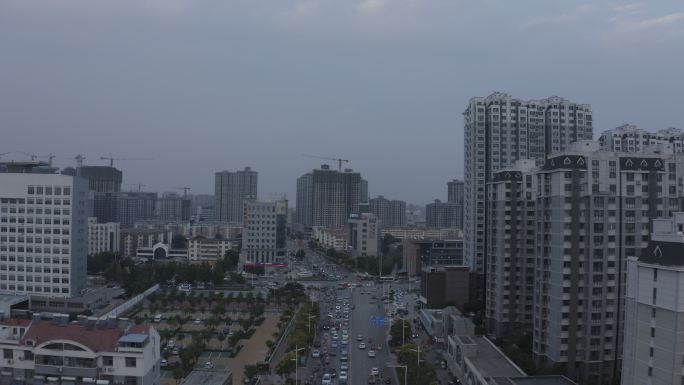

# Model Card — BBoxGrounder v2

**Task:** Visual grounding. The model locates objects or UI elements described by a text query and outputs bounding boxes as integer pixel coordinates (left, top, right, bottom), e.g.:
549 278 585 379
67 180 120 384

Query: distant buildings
599 124 684 154
447 179 465 204
88 217 120 255
348 212 379 257
369 195 406 228
0 314 160 385
120 228 172 258
622 213 684 385
312 227 348 251
78 165 123 223
464 92 593 282
156 192 191 221
403 238 465 276
240 200 288 269
426 199 462 229
117 191 157 226
0 164 89 298
215 167 258 222
296 165 366 229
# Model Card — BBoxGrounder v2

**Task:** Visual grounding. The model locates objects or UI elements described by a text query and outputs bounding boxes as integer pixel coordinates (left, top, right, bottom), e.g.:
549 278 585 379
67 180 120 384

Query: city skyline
2 1 683 204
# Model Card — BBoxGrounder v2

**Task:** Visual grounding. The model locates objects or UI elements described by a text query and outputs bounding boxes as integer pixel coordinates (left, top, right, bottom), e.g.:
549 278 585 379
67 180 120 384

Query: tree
172 367 184 385
389 319 411 347
275 351 296 377
223 250 240 271
172 234 188 249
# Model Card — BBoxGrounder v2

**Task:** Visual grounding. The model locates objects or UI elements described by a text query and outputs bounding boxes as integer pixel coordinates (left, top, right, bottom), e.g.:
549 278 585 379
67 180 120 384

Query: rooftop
491 376 577 385
455 335 524 378
638 241 684 267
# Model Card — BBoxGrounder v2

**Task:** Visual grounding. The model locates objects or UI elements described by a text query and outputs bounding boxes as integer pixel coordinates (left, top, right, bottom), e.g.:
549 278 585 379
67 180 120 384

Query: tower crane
302 154 350 171
100 154 152 167
175 187 192 197
0 152 11 160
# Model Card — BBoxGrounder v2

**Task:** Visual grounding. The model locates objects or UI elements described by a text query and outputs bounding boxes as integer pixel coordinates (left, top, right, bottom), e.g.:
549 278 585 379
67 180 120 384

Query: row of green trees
275 300 320 379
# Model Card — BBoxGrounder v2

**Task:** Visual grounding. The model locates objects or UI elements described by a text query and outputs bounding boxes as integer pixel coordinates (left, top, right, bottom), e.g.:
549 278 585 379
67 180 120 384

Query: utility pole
292 345 304 385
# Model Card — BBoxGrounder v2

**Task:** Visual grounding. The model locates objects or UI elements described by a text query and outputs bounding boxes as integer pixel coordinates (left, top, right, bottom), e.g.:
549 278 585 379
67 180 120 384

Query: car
322 373 332 385
312 349 321 358
371 367 379 375
204 361 214 369
194 319 202 325
384 377 392 384
358 342 366 349
368 350 376 357
368 375 377 384
339 370 348 383
357 334 364 341
340 363 349 371
330 368 337 378
222 327 231 335
160 359 168 368
441 360 447 369
171 347 179 355
243 377 252 384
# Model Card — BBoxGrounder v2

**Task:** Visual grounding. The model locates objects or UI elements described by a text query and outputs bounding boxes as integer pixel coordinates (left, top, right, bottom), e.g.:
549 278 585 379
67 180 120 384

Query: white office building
187 237 235 263
622 212 684 385
240 200 287 268
87 217 120 256
0 167 89 298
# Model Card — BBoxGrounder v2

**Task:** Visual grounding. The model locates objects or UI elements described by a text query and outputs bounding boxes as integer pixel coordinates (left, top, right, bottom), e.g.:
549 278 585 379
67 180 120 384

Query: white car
340 363 349 371
322 373 332 385
368 350 376 357
194 319 202 325
357 334 363 341
359 342 366 350
204 361 214 369
371 367 379 376
339 370 348 382
312 349 321 358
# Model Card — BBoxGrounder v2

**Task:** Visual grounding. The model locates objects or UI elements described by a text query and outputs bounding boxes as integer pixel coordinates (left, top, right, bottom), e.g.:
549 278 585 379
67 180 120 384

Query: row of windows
26 186 72 196
0 284 68 293
1 197 71 205
0 256 71 263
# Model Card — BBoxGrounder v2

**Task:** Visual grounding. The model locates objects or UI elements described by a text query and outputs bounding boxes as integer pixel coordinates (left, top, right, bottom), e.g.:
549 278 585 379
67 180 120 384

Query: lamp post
292 345 305 385
386 363 408 385
409 345 423 367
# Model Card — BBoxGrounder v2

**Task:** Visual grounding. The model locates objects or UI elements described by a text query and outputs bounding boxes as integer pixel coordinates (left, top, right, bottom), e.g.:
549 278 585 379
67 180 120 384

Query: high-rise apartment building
531 142 681 385
296 165 364 229
622 213 684 385
485 159 538 338
117 192 157 226
156 192 191 221
0 163 89 298
464 92 593 289
447 179 465 204
369 195 406 228
599 124 684 154
78 165 122 223
240 200 288 269
215 167 258 222
426 200 462 229
88 217 120 255
296 173 314 228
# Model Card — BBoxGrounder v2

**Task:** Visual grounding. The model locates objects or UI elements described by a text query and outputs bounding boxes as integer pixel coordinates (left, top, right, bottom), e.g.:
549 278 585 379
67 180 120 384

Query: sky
1 0 683 205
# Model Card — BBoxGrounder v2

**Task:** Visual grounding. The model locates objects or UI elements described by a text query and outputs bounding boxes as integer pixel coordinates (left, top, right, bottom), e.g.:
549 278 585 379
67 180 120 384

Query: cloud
612 12 684 34
357 0 387 15
613 3 642 13
287 0 320 18
521 3 598 29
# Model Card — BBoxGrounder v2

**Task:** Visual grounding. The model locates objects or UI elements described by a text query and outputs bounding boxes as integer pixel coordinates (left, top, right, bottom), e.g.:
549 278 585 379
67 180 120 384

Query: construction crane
100 154 152 167
19 152 38 161
175 187 191 197
302 154 350 171
42 153 56 167
0 152 11 160
75 155 85 168
18 152 56 167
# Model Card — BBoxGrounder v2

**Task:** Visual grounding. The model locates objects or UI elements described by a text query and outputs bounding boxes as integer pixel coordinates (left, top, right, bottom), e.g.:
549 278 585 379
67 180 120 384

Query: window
125 357 137 367
103 356 114 366
3 349 12 359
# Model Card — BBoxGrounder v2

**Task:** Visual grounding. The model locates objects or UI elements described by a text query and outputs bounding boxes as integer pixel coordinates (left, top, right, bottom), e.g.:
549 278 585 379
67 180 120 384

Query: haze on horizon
1 0 683 205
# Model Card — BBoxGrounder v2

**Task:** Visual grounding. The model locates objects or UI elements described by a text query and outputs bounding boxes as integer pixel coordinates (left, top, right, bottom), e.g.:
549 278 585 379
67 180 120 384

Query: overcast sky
1 0 683 204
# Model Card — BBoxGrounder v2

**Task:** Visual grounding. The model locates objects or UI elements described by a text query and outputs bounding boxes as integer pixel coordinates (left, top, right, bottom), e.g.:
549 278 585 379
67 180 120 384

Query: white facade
240 201 285 267
622 213 684 385
0 172 89 298
348 213 379 257
599 124 684 154
0 315 160 385
312 227 348 251
88 217 120 255
187 237 234 262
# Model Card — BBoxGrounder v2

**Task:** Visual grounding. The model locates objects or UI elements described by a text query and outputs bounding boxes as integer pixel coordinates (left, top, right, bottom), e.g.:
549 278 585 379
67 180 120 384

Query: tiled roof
22 321 123 352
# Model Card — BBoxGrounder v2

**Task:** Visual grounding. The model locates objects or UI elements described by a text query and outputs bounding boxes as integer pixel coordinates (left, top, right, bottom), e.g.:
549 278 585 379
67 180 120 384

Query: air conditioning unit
57 367 63 373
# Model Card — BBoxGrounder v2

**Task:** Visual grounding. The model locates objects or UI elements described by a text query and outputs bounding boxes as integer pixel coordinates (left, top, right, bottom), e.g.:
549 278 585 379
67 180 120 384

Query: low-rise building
0 314 160 385
403 238 464 276
136 243 187 260
187 237 236 264
88 217 120 256
420 266 472 310
312 227 348 251
120 228 173 258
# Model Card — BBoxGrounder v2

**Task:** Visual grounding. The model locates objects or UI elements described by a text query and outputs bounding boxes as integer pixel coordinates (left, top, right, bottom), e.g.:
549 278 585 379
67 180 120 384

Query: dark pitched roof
639 241 684 266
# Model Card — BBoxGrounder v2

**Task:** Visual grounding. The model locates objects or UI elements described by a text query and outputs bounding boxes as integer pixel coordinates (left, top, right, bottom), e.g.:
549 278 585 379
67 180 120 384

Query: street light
409 345 423 367
386 363 408 385
292 345 305 385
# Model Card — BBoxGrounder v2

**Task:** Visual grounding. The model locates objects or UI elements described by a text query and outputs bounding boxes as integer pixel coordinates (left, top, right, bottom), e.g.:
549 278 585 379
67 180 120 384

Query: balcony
34 364 98 378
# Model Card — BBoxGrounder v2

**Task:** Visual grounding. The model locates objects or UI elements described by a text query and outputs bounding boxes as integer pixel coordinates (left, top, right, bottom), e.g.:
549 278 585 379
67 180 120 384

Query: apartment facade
155 193 190 221
348 213 379 257
88 217 120 256
532 142 682 385
486 159 537 338
463 92 592 283
214 167 258 222
187 237 235 263
426 199 463 229
117 192 157 226
369 195 406 228
448 179 465 204
622 213 684 385
0 170 89 298
599 124 684 154
78 166 122 224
